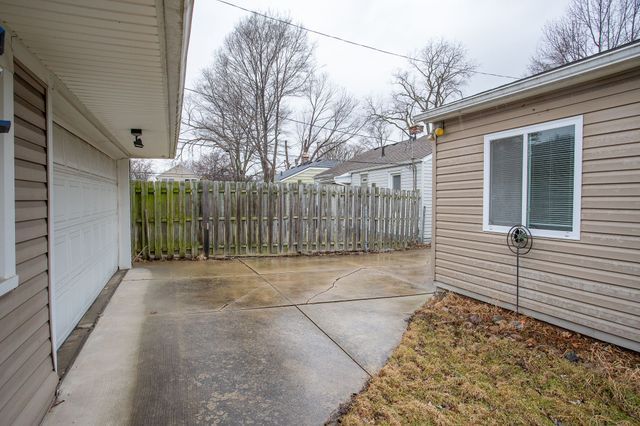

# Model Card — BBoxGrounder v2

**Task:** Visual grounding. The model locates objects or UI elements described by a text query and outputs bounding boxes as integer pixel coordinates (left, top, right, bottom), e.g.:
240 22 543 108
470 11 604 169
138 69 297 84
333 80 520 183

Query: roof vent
381 145 386 157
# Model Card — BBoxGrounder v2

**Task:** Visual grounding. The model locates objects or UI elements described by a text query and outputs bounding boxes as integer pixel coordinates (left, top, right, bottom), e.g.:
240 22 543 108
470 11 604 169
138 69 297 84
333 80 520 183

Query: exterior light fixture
427 121 444 139
131 129 143 148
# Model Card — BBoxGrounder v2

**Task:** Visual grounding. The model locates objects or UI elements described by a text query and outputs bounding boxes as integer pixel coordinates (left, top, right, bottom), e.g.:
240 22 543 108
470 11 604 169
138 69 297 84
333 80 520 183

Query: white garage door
52 124 119 347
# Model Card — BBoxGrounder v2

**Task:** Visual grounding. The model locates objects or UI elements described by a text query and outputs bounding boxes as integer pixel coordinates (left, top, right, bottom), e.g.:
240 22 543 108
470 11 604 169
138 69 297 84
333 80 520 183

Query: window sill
0 274 19 297
483 226 580 241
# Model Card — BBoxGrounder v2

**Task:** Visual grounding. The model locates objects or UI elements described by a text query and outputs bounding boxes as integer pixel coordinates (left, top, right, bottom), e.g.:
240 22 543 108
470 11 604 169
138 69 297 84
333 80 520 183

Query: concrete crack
237 258 372 378
304 268 366 304
217 284 267 312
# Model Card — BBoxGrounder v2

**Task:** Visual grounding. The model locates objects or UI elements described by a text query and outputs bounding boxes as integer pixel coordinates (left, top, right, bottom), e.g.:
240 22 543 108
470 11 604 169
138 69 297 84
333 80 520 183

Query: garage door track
45 250 434 425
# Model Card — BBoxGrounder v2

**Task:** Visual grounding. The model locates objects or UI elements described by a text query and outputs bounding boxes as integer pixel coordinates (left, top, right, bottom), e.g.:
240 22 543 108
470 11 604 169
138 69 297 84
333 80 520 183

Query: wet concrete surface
45 249 434 425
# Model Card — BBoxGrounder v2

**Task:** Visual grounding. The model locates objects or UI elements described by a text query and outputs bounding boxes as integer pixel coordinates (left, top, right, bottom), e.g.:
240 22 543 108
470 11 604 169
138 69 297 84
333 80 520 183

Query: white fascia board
415 42 640 123
347 156 429 175
162 0 194 158
0 43 18 295
333 172 352 185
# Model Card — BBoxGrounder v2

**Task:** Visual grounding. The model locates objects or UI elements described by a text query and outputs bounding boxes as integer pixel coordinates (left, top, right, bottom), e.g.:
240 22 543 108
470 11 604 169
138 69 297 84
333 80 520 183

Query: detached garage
0 1 193 423
415 41 640 352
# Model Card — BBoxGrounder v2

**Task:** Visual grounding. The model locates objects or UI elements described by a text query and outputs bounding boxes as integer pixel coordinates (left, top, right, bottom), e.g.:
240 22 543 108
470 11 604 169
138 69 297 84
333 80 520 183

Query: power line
177 138 427 170
214 0 520 80
184 86 404 144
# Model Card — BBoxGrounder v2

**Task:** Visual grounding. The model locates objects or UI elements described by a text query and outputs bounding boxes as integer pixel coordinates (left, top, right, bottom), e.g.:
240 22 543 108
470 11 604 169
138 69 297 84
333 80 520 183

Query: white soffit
0 0 192 159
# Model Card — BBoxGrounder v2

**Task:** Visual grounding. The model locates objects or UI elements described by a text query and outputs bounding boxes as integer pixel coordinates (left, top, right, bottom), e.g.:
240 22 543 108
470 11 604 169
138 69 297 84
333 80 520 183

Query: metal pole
516 247 520 314
421 205 426 243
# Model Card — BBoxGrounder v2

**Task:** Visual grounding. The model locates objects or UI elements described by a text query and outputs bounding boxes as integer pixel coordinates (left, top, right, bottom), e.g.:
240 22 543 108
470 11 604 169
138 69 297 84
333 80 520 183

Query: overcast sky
156 0 571 172
185 0 570 97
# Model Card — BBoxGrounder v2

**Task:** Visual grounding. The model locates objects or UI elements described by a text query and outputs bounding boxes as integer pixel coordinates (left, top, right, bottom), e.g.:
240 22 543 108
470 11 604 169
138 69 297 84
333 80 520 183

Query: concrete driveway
45 249 434 425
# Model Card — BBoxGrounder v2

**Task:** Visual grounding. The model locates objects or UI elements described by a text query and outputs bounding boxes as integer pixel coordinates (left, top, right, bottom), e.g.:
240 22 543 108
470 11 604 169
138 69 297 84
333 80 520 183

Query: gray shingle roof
276 159 341 181
315 136 432 182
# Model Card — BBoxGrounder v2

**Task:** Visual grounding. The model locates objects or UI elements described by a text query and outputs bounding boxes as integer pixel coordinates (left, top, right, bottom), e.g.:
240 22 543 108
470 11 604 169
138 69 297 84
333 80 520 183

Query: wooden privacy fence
130 180 421 259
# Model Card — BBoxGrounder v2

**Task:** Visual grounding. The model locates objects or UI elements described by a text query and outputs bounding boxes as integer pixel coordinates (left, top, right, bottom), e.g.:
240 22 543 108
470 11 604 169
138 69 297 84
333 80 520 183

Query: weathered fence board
131 180 420 259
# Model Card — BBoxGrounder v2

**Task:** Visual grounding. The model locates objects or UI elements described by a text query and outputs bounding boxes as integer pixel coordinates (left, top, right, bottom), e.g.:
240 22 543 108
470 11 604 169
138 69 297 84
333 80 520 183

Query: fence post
131 181 139 259
202 181 210 258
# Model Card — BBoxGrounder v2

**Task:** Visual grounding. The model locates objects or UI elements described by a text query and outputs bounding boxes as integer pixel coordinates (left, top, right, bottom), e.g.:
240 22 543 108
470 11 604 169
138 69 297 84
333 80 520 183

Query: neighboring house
315 137 432 242
414 41 640 352
0 2 192 423
156 164 199 181
276 159 340 183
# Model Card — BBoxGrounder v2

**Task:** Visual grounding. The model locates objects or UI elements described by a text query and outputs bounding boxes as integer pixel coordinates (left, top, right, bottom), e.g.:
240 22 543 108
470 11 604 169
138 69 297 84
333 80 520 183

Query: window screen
527 125 575 231
489 135 523 226
392 174 401 190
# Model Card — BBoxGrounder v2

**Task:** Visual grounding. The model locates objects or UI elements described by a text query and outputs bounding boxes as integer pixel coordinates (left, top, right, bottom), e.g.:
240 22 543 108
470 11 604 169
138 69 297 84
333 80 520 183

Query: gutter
344 155 431 175
414 41 640 123
333 172 352 185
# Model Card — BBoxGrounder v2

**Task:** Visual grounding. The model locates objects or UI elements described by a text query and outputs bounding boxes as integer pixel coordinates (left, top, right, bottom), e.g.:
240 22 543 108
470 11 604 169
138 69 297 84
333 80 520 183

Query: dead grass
337 293 640 426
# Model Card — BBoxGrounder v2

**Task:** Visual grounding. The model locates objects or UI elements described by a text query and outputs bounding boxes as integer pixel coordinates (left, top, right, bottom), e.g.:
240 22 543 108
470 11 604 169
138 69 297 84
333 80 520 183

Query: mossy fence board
131 180 421 259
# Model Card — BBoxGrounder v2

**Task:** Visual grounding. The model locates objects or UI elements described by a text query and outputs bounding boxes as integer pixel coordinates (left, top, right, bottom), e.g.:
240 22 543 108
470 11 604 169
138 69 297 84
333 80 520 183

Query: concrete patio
45 249 434 425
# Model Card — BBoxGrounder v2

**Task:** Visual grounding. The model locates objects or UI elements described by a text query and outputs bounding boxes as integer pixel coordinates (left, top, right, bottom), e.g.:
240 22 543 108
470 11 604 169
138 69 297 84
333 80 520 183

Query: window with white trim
391 173 401 190
483 116 582 240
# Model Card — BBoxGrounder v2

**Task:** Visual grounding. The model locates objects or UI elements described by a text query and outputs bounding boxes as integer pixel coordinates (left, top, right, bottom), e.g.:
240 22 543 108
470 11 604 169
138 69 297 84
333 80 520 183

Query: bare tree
368 39 477 136
130 159 154 180
362 99 397 146
530 0 640 73
325 141 370 161
182 13 314 182
295 73 364 163
188 149 239 181
182 68 257 181
223 13 314 182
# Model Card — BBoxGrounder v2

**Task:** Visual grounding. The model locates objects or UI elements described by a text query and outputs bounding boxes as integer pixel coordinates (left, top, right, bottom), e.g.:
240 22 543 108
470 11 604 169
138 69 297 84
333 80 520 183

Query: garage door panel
52 124 118 347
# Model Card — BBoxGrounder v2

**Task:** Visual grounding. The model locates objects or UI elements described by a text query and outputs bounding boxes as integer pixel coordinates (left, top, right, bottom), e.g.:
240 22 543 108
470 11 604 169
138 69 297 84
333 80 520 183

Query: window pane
528 125 575 231
392 174 401 190
489 135 523 226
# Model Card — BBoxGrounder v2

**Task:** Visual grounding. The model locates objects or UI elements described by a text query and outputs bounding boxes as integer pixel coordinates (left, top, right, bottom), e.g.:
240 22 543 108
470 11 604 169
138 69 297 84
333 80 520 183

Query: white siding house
156 164 199 181
316 137 432 241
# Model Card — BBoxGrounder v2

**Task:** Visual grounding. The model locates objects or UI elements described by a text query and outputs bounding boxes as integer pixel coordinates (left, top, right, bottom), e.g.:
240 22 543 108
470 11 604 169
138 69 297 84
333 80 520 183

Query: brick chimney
301 151 310 163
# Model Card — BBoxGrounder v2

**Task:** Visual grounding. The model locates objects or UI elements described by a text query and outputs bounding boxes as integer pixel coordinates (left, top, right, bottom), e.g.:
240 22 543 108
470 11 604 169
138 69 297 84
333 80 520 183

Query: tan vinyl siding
433 69 640 352
0 62 57 424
